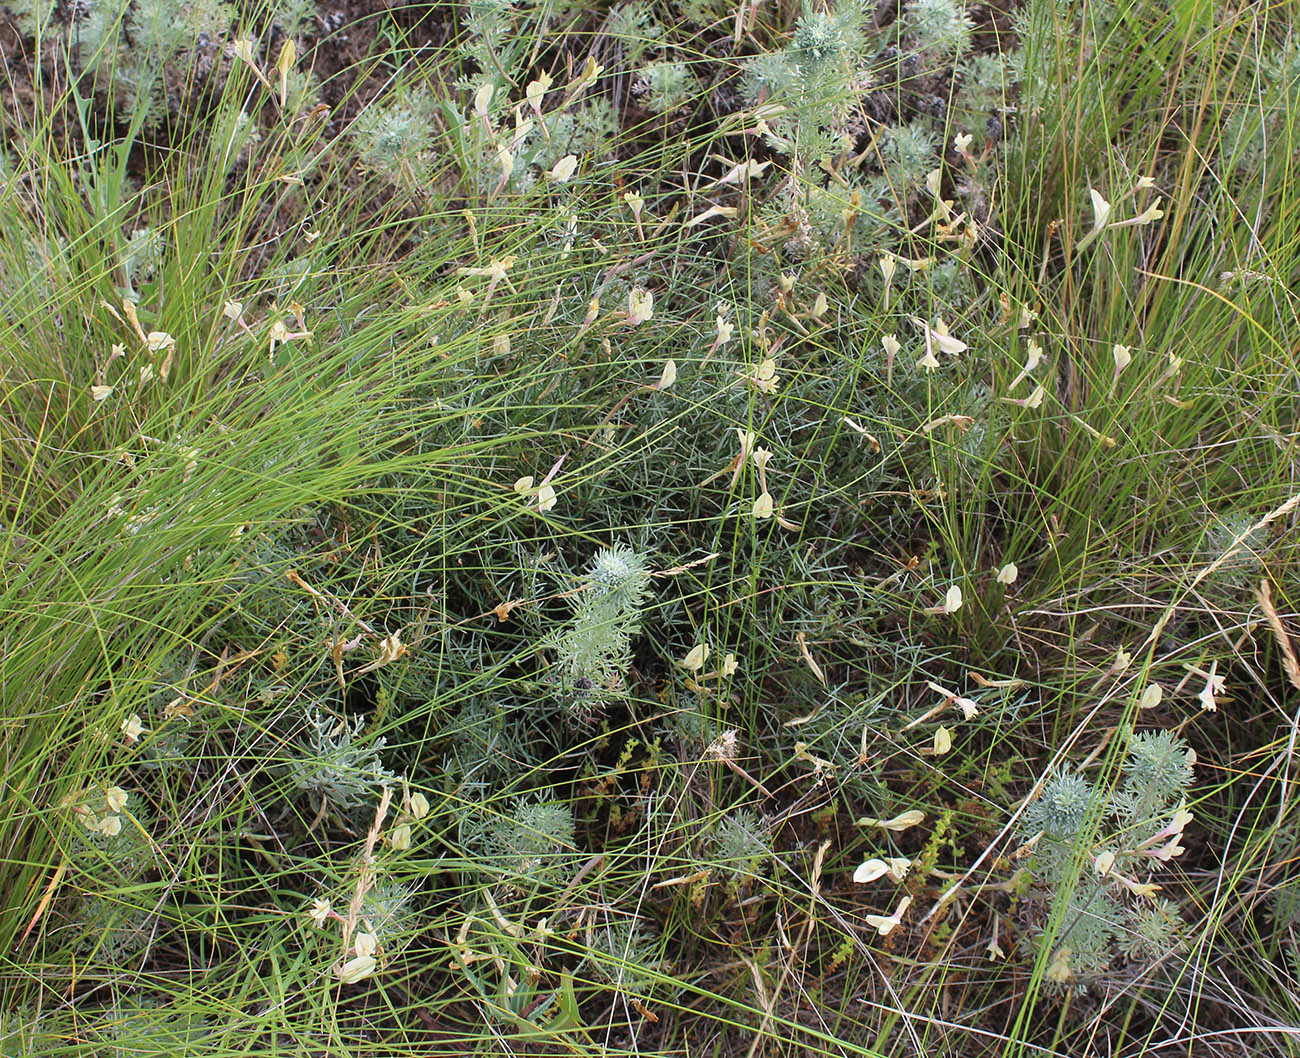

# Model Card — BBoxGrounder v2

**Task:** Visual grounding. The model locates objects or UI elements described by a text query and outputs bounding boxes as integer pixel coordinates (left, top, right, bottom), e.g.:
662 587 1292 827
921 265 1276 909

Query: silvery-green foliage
487 800 576 883
351 90 439 182
1112 729 1195 823
358 881 420 954
1120 897 1184 961
586 917 660 993
67 0 129 62
113 0 233 122
881 120 938 190
92 996 213 1053
7 0 57 36
608 1 665 65
1017 732 1195 992
638 60 698 113
743 0 872 162
289 709 394 809
554 544 653 705
710 808 771 885
902 0 974 60
1200 511 1268 592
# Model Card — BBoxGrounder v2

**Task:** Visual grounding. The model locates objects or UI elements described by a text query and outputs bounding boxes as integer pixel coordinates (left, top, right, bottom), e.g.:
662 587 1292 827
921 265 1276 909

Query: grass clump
3 0 1300 1053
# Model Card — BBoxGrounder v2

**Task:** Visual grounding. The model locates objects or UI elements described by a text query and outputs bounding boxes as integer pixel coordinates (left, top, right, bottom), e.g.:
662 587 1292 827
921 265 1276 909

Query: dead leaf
1258 579 1300 691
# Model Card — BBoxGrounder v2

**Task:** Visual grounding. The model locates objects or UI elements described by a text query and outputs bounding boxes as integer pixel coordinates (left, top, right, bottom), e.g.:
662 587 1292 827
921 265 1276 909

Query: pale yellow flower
1046 948 1073 984
752 492 774 519
1139 684 1163 710
656 359 677 390
525 74 552 113
95 815 122 837
104 786 128 813
925 680 979 720
852 859 892 884
865 894 912 937
121 713 146 743
628 287 654 326
308 897 332 928
409 792 430 820
388 824 412 850
996 562 1018 585
1197 661 1225 712
682 643 710 672
91 385 113 402
933 725 952 755
536 484 557 513
857 810 926 833
338 954 377 984
1088 188 1112 232
146 331 175 353
550 154 578 182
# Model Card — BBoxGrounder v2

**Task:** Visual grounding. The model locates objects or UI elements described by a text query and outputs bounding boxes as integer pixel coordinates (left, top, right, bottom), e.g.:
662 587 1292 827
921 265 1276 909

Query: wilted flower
308 897 333 928
704 728 739 761
91 385 113 402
